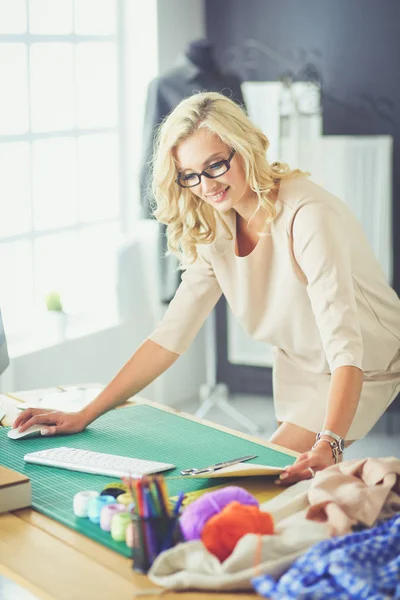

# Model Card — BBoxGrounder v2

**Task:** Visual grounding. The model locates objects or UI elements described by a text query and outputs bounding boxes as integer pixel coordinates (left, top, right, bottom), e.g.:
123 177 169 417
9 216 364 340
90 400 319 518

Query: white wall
122 0 159 228
157 0 206 75
122 0 206 223
5 315 207 408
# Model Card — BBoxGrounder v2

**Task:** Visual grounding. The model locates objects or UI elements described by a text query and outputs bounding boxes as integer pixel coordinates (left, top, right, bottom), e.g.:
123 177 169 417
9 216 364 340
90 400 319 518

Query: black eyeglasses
175 149 236 188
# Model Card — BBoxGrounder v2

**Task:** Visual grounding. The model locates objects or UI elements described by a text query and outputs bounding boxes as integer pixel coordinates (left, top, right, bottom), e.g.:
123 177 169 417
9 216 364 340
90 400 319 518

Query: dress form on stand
189 41 261 435
185 39 220 73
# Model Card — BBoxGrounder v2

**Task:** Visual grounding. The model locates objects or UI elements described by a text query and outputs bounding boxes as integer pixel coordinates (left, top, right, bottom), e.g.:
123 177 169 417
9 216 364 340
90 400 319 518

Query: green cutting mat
0 404 295 558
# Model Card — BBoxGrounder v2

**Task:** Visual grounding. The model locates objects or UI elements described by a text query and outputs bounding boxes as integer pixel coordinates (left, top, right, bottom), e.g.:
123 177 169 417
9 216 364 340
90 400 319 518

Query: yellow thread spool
103 482 127 491
117 493 134 507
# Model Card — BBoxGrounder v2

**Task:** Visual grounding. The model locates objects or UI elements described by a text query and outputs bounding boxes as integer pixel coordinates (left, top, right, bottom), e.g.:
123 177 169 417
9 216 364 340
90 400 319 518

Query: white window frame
0 0 128 340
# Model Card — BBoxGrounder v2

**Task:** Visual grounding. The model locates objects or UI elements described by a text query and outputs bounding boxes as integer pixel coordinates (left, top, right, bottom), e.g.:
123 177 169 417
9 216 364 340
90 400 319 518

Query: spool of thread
111 511 132 542
117 492 135 507
179 486 259 541
100 487 126 500
100 503 126 532
101 482 127 499
73 491 99 518
103 482 127 492
125 522 135 548
88 495 115 524
201 501 274 562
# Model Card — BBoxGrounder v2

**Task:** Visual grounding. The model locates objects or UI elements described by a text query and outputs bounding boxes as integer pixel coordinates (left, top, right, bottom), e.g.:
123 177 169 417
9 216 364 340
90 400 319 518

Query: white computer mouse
7 425 46 440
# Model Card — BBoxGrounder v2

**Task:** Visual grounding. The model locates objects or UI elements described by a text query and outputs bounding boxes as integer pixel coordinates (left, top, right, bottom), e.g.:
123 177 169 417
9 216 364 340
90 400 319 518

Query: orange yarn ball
201 501 274 562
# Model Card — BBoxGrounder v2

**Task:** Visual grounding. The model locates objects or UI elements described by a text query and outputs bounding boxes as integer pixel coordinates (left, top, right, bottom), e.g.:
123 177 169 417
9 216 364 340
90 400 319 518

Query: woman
14 92 400 483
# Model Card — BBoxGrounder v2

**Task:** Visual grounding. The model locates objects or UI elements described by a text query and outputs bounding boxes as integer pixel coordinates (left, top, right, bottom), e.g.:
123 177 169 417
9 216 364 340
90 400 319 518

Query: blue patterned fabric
252 514 400 600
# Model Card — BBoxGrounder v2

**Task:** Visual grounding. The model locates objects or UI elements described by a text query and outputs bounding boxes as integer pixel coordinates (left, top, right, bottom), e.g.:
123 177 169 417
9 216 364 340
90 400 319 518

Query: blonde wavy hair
152 91 305 264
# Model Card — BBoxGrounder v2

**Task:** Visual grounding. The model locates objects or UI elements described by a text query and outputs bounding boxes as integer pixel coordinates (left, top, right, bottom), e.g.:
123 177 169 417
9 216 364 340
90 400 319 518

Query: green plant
45 290 63 312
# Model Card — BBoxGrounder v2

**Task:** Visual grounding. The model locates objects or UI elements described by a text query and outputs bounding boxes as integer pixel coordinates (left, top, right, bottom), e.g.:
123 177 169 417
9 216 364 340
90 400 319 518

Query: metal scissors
180 454 258 476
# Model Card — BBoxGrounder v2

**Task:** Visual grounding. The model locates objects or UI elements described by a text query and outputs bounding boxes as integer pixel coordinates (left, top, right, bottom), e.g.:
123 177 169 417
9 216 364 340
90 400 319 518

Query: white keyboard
23 447 175 478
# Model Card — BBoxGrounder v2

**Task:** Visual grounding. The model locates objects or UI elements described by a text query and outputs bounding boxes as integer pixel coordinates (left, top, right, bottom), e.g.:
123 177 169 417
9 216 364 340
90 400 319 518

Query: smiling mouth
207 186 230 202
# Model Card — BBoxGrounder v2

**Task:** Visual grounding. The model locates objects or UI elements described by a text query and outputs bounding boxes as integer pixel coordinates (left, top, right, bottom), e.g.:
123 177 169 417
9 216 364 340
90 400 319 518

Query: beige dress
148 176 400 439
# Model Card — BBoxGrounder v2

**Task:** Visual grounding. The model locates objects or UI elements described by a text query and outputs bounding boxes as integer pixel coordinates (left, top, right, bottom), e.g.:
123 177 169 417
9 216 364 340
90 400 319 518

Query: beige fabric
148 458 400 592
307 456 400 535
149 177 400 439
148 480 329 592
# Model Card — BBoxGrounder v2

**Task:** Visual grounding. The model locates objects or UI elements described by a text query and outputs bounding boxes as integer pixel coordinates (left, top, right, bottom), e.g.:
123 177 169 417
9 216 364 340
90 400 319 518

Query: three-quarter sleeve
147 246 222 354
291 200 363 372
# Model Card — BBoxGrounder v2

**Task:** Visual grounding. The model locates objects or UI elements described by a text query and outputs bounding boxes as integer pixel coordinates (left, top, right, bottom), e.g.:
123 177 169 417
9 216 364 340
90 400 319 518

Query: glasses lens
204 161 228 178
178 174 200 188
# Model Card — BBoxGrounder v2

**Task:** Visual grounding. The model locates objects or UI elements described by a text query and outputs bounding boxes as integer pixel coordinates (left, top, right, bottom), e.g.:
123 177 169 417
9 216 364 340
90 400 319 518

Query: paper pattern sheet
190 462 285 478
15 387 104 412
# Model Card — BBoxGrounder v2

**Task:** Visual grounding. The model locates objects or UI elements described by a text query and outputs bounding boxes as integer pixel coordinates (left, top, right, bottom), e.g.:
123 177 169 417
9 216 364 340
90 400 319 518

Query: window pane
0 45 29 134
74 0 117 35
76 221 120 313
29 0 73 34
30 43 75 132
32 137 78 230
0 142 31 237
34 224 120 316
0 240 34 336
34 231 79 313
76 42 118 128
0 0 27 33
77 134 119 222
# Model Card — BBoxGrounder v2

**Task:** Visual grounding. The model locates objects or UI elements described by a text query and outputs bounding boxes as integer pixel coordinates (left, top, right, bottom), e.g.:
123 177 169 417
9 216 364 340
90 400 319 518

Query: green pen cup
131 514 183 574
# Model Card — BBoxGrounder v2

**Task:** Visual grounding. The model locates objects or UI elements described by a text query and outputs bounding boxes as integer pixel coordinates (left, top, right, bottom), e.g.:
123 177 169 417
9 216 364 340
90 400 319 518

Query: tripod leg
216 393 262 436
195 314 262 435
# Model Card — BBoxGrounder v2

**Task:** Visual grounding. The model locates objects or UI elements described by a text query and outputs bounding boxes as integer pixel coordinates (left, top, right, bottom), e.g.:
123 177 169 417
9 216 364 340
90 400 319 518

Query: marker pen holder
131 514 183 574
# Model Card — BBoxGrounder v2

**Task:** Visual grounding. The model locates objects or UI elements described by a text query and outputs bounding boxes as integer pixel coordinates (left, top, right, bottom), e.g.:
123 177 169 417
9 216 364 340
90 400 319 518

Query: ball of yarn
179 486 258 542
201 501 274 562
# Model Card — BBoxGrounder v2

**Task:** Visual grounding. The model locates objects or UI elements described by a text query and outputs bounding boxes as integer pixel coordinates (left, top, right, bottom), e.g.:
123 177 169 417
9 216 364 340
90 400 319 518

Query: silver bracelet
312 439 340 464
316 430 345 454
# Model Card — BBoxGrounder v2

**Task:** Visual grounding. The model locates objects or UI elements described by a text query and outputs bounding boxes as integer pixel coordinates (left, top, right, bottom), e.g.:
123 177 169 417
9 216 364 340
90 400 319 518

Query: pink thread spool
100 503 126 532
126 522 136 548
88 495 115 524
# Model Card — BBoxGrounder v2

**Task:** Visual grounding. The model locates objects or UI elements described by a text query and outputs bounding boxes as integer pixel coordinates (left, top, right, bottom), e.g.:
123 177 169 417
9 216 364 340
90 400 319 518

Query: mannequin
139 40 246 303
137 43 255 432
185 39 219 72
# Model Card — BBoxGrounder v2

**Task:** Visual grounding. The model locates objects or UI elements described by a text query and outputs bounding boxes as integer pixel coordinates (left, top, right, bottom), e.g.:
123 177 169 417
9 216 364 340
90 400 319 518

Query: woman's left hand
276 441 336 485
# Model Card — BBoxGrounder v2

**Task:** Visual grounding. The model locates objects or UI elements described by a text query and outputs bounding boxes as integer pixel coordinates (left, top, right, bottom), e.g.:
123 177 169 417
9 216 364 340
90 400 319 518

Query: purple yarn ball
179 486 258 542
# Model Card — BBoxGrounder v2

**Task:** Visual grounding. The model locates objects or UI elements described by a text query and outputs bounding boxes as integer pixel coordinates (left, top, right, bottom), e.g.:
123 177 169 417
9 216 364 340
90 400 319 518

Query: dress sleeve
147 246 222 354
291 200 363 372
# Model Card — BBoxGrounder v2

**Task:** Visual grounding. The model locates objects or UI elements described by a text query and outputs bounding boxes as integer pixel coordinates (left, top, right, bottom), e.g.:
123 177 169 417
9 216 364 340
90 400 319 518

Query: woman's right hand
13 408 88 437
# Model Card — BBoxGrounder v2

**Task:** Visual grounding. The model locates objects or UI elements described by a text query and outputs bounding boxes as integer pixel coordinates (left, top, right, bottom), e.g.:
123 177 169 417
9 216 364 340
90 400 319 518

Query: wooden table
0 396 297 600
